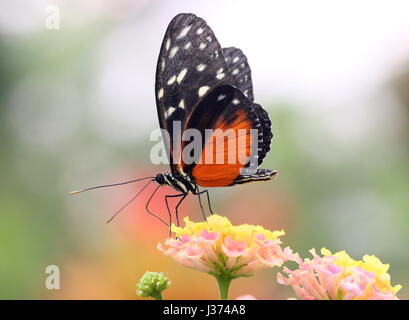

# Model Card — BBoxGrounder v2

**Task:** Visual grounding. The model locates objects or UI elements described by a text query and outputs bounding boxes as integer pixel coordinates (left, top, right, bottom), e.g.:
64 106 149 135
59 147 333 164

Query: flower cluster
136 271 171 300
158 214 296 279
277 248 401 300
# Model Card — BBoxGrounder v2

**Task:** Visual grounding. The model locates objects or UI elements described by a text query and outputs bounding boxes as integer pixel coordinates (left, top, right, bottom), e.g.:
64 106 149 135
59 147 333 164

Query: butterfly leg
202 189 214 215
145 185 169 227
193 186 214 220
194 186 206 221
165 193 185 236
174 193 188 227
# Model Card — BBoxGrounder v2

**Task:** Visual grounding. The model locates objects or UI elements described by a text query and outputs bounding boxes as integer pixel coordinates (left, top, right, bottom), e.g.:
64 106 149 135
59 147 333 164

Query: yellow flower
321 248 402 295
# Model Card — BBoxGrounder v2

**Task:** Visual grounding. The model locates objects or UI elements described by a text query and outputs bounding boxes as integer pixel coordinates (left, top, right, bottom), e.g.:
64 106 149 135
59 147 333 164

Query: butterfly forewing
155 13 231 171
222 47 254 102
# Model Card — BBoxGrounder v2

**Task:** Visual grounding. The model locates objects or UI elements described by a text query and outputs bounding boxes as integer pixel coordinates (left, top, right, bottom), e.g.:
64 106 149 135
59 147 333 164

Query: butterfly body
155 172 197 194
154 168 278 194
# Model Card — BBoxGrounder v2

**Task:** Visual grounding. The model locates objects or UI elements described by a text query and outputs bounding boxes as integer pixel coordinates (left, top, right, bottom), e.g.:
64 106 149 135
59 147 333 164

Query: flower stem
215 276 233 300
151 292 164 300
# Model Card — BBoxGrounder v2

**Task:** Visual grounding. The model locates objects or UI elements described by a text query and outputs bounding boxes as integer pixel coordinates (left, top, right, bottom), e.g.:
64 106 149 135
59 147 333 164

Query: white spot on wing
216 73 225 80
233 56 239 63
217 94 226 101
158 88 164 99
177 25 192 38
232 98 240 105
165 106 176 118
232 68 239 75
199 43 206 50
197 27 204 34
184 42 191 49
177 68 187 83
178 99 185 109
196 64 206 72
161 59 165 71
170 46 179 58
198 86 210 97
167 75 176 85
165 39 171 51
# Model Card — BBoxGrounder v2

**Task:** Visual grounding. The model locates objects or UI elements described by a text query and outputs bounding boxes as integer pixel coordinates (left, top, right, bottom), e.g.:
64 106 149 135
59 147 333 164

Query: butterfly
71 13 277 231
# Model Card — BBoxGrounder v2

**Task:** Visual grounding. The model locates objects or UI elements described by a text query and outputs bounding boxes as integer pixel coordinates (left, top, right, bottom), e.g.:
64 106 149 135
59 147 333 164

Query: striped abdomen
162 172 197 194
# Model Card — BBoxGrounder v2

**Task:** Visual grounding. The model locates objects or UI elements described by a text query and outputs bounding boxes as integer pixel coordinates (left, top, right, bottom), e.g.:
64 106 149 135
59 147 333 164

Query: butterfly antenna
69 177 155 195
106 179 154 224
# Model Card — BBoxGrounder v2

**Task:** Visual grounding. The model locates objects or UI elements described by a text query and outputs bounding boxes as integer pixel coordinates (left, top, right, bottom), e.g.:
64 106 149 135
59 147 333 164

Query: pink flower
277 248 401 300
158 215 295 278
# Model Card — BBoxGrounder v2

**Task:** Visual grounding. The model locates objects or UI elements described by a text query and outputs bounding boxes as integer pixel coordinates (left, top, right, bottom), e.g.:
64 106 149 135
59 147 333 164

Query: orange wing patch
192 109 254 187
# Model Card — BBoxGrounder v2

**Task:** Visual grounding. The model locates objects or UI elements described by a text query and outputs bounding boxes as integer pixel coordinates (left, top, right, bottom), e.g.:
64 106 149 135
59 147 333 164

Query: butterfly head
154 173 166 185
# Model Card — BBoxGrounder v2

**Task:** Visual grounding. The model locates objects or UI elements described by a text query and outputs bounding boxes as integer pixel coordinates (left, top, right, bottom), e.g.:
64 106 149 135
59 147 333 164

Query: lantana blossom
157 214 296 279
277 248 402 300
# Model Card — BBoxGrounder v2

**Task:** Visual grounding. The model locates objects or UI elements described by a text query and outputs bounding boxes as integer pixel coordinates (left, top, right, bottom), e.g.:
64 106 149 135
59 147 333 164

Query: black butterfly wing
155 13 231 172
222 47 254 102
253 103 272 166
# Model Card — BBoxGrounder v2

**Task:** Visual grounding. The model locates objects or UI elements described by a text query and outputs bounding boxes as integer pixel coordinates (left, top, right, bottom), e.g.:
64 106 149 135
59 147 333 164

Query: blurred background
1 0 409 299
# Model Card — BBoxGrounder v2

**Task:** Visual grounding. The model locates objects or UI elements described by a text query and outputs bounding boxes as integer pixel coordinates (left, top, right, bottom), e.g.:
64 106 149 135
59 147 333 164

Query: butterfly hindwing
222 47 272 166
252 103 272 166
180 85 264 187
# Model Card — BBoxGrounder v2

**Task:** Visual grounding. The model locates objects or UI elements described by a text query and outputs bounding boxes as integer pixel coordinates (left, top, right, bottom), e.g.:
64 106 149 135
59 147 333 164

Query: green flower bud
136 271 171 300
